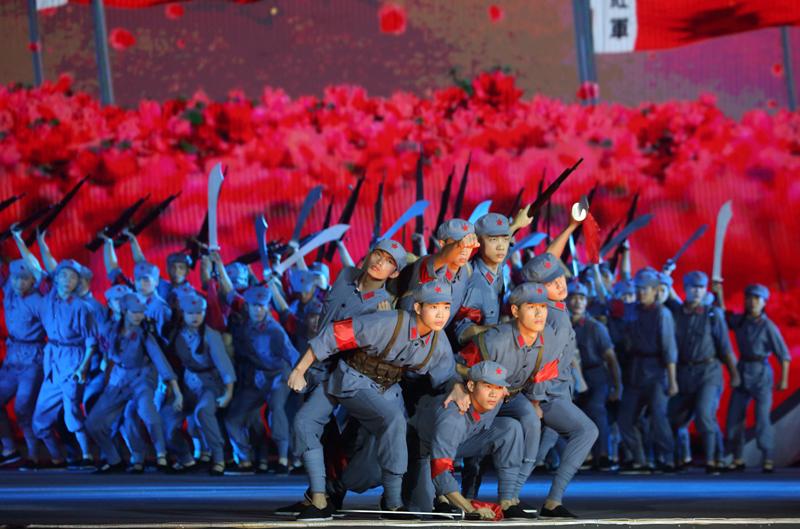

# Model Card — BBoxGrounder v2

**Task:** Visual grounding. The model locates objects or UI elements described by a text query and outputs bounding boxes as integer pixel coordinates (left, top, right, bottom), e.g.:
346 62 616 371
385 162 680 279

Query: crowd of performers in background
0 184 792 521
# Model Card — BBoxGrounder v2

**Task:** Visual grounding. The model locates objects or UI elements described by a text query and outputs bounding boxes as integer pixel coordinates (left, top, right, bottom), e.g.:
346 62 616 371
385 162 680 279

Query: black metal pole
91 0 115 106
781 27 796 111
25 0 44 86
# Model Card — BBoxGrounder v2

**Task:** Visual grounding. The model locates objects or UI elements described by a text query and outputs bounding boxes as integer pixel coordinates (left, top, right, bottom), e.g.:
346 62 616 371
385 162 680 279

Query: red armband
460 343 482 368
333 319 358 351
533 359 559 383
430 458 454 479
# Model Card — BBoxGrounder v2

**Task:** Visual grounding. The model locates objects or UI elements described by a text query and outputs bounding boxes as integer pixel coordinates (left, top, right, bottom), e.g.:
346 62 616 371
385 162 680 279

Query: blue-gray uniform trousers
86 364 167 465
576 365 611 458
617 376 674 466
294 382 408 509
538 397 597 503
225 363 292 462
667 361 723 463
404 418 524 512
160 371 228 464
726 360 775 460
0 341 45 456
460 395 541 500
32 343 89 457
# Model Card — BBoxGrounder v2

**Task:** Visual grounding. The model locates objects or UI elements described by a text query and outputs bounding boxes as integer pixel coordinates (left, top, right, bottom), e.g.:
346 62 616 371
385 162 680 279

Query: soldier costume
0 260 45 467
85 293 179 473
405 361 529 520
290 281 456 521
457 282 551 504
224 286 299 471
159 294 236 474
617 269 678 473
666 271 738 472
723 284 791 471
521 252 597 519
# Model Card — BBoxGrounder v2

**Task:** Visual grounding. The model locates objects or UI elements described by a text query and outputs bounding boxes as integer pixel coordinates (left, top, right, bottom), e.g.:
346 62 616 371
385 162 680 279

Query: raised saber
666 224 709 268
273 224 350 276
207 162 225 251
290 185 323 247
598 213 654 258
467 200 492 224
712 201 733 282
380 200 430 241
255 215 271 275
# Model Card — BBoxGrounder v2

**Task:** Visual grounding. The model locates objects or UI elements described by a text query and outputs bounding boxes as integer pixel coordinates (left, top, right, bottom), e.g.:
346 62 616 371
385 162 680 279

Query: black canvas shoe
516 500 538 515
296 502 335 521
68 458 95 470
0 451 22 467
705 463 721 475
19 460 38 471
37 460 68 471
93 460 127 474
502 504 536 520
539 504 578 519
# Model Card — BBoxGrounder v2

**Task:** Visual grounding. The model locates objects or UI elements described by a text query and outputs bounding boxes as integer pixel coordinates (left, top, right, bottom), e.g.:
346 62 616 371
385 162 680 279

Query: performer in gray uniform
666 271 739 474
617 269 679 474
85 293 180 473
0 260 45 469
288 281 457 521
160 294 236 476
714 282 791 473
451 282 551 514
521 252 596 520
405 361 529 520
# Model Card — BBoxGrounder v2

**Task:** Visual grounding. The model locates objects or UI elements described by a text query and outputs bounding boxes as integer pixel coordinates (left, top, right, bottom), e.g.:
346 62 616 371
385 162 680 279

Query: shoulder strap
377 310 405 359
411 330 439 371
466 261 472 278
477 332 492 362
528 346 545 383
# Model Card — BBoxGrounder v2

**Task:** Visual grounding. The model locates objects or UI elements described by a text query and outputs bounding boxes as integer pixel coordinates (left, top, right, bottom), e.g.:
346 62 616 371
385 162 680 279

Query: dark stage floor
1 468 799 527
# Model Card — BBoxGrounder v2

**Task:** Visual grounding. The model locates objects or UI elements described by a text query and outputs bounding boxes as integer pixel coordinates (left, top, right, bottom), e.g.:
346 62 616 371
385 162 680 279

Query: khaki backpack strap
466 261 472 278
477 332 492 362
377 310 405 360
411 331 439 371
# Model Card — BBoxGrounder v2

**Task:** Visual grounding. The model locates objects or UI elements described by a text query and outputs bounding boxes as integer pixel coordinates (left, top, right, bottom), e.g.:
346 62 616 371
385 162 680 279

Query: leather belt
679 357 715 367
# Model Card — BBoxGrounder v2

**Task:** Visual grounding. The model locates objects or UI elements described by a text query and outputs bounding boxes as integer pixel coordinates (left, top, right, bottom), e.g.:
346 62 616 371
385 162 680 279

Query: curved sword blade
207 163 225 251
669 224 708 265
599 213 654 257
712 201 733 282
290 185 323 246
275 224 350 276
380 201 429 241
467 200 492 224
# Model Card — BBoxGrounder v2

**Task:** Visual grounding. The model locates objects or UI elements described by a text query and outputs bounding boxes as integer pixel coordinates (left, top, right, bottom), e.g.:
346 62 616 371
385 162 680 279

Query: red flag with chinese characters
592 0 800 53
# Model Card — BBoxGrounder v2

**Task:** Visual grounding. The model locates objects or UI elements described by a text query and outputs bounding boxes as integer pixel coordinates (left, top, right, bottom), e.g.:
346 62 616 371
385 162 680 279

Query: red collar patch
471 411 481 422
555 302 565 310
411 327 418 339
258 323 265 331
362 291 375 301
65 296 73 304
425 333 431 345
445 269 454 281
486 272 494 284
129 331 136 339
516 333 525 348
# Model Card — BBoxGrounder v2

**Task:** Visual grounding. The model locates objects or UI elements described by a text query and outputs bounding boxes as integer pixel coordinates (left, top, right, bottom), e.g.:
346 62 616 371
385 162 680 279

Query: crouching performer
404 361 527 520
288 281 456 521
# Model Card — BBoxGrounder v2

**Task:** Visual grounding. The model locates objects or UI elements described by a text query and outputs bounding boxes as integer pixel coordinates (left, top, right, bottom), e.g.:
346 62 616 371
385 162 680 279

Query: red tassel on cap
584 212 601 264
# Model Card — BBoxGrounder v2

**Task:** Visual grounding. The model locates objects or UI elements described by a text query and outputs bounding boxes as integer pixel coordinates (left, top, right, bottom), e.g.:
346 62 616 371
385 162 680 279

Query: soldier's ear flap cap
244 286 272 305
9 259 34 278
682 270 708 288
413 281 452 304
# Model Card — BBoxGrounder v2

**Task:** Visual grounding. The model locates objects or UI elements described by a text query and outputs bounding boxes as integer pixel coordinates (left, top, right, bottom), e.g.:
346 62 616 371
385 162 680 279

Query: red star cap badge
435 286 442 293
462 225 468 231
300 277 305 282
496 368 502 375
257 294 263 299
538 288 543 293
391 243 398 249
545 262 551 268
496 219 503 226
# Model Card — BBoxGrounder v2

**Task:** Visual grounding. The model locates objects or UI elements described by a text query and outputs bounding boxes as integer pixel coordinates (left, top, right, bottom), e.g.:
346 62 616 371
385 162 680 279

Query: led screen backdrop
0 0 799 460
